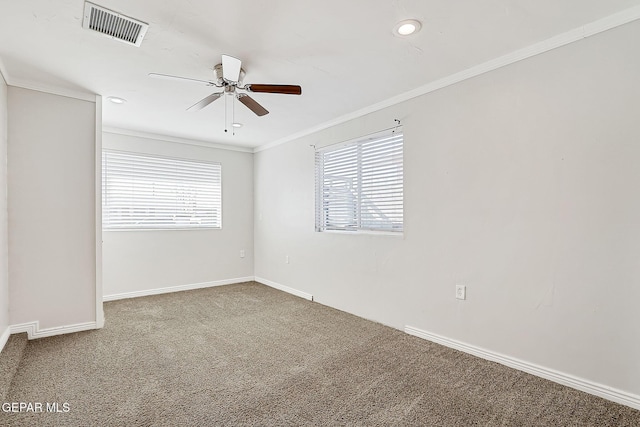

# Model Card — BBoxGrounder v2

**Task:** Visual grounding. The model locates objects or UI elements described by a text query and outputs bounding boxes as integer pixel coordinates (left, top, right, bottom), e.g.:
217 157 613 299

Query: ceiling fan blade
246 84 302 95
238 94 269 116
221 54 242 82
149 73 214 86
187 92 223 111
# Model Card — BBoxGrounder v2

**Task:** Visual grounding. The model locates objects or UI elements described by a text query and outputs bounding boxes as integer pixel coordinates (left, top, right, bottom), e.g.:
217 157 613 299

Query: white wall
8 87 96 330
254 20 640 399
0 71 8 344
102 132 254 297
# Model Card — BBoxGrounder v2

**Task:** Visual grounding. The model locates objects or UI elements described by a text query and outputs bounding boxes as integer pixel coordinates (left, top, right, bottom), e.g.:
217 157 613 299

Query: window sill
103 227 222 232
318 229 404 237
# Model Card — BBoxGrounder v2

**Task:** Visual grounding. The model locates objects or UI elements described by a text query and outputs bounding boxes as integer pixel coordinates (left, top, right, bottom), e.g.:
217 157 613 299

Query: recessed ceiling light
393 19 422 36
231 122 243 128
107 96 127 104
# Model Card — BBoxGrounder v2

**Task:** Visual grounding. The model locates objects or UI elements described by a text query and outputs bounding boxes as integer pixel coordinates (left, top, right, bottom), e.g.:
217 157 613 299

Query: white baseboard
254 277 313 301
10 321 98 340
405 325 640 411
103 276 256 302
0 326 10 353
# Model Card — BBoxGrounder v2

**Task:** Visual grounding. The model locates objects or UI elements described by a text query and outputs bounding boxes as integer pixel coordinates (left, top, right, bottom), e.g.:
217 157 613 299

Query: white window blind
102 150 222 230
315 130 403 233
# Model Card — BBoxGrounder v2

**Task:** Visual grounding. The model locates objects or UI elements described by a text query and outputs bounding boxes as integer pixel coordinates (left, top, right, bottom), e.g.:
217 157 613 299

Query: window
102 150 222 230
315 130 403 233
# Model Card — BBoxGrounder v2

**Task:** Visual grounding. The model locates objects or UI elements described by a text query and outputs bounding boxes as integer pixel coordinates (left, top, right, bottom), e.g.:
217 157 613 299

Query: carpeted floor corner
1 281 638 426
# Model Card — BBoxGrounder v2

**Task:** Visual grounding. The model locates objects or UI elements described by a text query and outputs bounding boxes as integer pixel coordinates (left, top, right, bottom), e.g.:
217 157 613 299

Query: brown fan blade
246 84 302 95
238 94 269 116
187 92 223 111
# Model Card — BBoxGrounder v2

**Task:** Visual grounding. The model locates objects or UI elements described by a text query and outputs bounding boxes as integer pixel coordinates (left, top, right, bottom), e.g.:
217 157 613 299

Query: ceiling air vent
82 2 148 47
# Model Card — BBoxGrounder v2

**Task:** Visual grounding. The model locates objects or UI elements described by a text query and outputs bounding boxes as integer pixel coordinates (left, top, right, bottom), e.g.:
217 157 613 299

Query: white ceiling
1 0 640 149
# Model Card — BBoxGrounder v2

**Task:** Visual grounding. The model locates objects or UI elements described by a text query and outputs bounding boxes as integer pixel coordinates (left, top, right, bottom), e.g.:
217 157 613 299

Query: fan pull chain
232 94 236 136
224 93 228 133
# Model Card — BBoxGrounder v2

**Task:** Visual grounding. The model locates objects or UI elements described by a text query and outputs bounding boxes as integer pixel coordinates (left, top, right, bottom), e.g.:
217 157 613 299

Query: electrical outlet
456 285 466 300
240 249 245 258
285 255 290 264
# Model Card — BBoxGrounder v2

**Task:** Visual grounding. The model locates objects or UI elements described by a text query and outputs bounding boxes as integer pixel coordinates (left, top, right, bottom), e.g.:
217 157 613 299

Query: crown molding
255 4 640 153
0 57 8 86
103 127 255 153
4 76 96 102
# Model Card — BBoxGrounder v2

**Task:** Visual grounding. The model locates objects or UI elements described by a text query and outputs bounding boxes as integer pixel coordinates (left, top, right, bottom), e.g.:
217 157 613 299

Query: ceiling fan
150 55 302 120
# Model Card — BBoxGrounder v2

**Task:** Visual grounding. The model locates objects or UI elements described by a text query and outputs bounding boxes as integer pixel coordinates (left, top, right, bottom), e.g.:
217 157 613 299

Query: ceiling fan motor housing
214 63 246 85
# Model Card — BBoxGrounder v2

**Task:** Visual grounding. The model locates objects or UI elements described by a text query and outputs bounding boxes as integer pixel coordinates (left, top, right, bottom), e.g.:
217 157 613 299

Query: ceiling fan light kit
150 54 302 132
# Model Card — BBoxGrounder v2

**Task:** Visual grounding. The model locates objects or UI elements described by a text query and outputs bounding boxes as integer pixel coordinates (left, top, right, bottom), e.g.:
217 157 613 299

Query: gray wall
102 132 254 297
8 87 97 329
0 71 8 341
254 21 640 396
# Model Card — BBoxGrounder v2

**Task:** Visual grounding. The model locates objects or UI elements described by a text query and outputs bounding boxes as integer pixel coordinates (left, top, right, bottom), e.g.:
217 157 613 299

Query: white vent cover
82 2 148 47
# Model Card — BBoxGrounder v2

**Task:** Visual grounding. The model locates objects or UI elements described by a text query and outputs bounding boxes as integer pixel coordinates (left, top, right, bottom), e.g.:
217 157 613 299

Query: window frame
315 130 404 235
102 149 223 231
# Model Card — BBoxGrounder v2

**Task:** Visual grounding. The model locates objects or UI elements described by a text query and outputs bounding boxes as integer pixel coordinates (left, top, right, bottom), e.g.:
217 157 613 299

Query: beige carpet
0 332 27 403
1 282 638 426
